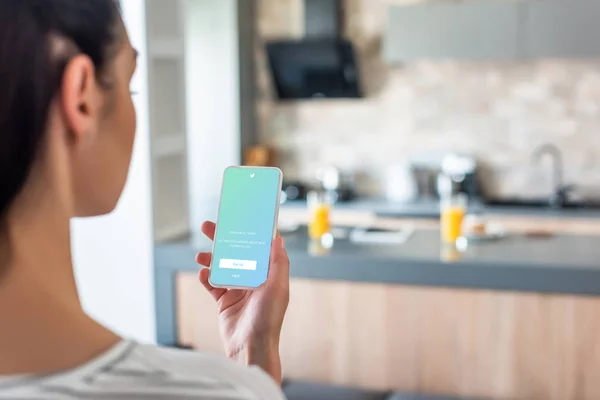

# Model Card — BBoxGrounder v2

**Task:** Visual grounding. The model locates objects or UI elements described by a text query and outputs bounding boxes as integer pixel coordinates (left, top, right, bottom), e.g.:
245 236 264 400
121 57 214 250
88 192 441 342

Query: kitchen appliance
436 153 482 200
266 39 362 100
436 173 457 199
316 167 356 203
281 181 310 203
265 0 363 101
412 165 438 199
385 163 418 203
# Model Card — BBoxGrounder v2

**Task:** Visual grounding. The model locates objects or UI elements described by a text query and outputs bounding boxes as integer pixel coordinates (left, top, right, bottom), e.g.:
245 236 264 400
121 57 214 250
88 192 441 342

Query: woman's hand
196 221 290 383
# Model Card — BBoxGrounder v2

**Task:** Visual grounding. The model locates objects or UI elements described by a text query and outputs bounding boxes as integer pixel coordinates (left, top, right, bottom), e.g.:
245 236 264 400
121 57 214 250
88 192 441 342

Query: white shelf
152 135 186 159
146 0 189 244
152 154 189 239
147 0 183 39
149 39 184 58
149 58 184 135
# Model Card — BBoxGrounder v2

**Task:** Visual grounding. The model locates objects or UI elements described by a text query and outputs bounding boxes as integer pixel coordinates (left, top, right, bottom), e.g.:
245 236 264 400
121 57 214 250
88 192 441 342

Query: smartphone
209 166 283 289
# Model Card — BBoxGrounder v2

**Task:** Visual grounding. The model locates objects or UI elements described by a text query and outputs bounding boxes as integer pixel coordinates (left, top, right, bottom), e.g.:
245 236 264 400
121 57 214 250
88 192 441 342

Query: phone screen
209 166 282 289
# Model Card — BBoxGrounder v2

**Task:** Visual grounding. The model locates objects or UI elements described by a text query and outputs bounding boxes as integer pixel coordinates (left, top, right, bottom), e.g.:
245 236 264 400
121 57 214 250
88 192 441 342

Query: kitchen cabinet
385 0 600 63
384 1 520 63
524 0 600 59
160 206 600 399
176 276 600 400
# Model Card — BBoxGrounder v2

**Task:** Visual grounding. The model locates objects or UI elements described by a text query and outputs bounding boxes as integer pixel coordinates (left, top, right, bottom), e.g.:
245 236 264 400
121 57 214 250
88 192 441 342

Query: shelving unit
152 136 187 159
149 39 185 59
146 0 190 242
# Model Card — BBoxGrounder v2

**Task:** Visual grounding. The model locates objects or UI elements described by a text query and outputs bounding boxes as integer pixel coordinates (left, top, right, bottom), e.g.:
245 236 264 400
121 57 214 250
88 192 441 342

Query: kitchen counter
282 227 600 294
155 225 600 344
158 227 600 295
164 223 600 400
281 198 600 219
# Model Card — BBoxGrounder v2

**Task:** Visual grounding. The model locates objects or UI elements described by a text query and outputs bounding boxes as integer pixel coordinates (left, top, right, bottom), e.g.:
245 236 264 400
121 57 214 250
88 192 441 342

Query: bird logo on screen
250 173 255 178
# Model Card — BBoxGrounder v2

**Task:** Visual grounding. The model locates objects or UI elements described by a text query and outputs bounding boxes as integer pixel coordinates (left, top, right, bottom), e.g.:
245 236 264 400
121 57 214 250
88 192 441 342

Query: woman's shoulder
0 341 285 400
108 341 286 399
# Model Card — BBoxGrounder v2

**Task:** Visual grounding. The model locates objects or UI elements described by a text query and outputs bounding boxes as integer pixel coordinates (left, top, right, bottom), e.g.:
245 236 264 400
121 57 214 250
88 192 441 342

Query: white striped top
0 341 285 399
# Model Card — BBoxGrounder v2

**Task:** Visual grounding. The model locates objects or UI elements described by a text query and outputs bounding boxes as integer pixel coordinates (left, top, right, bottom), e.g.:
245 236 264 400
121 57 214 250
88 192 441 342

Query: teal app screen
210 167 281 288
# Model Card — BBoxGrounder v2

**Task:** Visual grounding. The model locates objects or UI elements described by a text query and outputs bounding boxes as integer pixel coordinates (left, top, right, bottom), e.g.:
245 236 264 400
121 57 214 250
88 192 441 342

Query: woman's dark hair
0 0 122 223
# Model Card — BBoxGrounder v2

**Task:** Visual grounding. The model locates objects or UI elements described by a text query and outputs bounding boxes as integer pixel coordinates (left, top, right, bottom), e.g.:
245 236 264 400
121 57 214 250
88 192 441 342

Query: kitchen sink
485 198 600 210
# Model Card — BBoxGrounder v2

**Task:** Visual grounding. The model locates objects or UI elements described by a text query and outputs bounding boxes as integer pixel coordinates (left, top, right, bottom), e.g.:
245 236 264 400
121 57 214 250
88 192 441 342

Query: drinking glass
440 193 467 243
307 190 332 240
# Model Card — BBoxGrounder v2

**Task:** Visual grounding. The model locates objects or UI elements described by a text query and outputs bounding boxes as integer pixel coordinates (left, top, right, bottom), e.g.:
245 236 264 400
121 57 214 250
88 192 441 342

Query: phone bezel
208 165 283 290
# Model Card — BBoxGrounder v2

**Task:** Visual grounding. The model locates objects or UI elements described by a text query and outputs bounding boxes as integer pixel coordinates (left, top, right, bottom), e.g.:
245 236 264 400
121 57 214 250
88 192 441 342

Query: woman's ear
60 55 101 146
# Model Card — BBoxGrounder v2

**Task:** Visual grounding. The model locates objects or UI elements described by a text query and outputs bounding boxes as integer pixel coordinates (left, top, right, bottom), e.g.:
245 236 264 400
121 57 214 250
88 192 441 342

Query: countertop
155 225 600 345
157 227 600 296
154 199 600 345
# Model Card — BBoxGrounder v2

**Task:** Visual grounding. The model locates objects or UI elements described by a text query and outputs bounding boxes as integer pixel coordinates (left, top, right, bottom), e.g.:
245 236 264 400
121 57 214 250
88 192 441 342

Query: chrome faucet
532 143 573 208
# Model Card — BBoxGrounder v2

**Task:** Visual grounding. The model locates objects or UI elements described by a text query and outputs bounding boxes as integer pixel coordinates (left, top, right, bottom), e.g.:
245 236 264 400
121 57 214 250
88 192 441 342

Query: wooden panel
177 274 600 400
176 273 223 352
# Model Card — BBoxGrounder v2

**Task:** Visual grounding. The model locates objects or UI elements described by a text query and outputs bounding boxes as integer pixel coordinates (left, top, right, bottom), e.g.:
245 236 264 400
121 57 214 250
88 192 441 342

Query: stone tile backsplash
256 0 600 199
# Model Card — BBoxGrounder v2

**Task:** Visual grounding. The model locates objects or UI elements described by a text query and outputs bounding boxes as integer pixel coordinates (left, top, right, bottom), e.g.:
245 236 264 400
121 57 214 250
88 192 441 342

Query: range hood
265 0 363 101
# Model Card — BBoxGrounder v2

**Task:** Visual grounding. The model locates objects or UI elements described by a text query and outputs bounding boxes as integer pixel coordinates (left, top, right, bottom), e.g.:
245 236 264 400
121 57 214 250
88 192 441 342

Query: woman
0 1 289 399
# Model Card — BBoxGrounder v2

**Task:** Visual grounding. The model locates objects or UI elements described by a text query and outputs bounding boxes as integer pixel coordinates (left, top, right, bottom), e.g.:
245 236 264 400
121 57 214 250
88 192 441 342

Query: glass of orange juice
307 190 332 240
440 193 467 243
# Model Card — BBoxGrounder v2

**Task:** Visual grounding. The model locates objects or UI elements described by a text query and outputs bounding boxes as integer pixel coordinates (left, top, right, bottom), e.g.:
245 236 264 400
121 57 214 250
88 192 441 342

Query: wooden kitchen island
156 210 600 400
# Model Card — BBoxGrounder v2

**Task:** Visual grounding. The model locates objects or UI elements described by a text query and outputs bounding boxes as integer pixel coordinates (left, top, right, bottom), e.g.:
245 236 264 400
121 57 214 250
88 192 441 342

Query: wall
256 0 600 199
71 0 156 343
186 0 241 236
